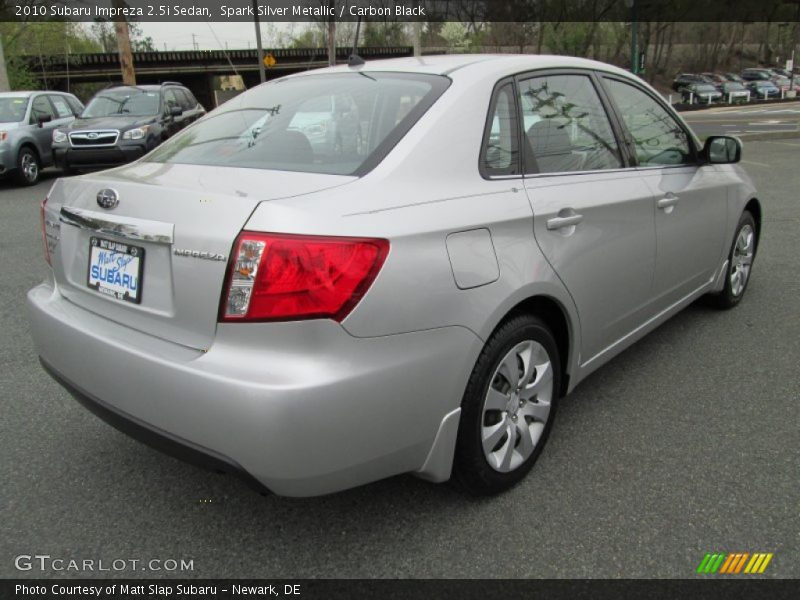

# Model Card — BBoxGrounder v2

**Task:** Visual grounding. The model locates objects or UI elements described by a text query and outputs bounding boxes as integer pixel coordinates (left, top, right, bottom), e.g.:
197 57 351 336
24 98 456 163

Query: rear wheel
15 147 40 186
710 211 757 309
453 314 560 495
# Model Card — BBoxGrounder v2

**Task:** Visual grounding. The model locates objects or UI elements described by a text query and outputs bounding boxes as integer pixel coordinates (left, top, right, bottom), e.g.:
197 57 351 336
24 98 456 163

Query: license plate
87 237 145 304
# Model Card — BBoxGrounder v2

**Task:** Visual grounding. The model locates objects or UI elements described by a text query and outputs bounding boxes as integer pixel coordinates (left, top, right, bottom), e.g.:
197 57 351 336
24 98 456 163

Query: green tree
0 22 101 90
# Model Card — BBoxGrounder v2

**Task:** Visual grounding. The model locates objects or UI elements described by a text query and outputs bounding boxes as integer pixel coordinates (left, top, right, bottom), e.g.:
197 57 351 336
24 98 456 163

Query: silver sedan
28 55 760 497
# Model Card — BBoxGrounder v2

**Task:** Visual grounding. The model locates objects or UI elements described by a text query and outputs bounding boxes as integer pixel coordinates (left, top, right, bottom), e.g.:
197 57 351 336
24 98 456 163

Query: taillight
40 198 51 267
220 232 389 322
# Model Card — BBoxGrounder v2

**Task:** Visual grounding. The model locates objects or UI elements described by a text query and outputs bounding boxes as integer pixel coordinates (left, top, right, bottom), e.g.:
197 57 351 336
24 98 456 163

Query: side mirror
170 105 183 117
703 136 742 164
37 114 53 127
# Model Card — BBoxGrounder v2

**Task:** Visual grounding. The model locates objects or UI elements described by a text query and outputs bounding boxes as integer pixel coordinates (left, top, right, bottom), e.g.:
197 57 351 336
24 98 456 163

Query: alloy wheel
481 340 554 473
21 152 39 183
730 224 755 297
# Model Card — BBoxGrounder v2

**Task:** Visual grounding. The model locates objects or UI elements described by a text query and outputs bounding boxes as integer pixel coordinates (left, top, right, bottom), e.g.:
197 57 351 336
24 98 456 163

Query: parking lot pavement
682 101 800 138
1 145 798 580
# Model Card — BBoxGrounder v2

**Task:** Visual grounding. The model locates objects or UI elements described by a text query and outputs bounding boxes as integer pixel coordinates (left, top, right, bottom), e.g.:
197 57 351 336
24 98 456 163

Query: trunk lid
49 161 355 349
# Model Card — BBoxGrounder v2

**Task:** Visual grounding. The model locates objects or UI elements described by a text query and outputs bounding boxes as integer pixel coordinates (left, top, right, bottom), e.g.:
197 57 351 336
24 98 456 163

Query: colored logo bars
696 552 774 574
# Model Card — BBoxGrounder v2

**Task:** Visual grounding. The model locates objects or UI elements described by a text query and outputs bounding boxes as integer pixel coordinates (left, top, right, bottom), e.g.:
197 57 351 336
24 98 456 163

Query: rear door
519 70 658 364
600 76 727 309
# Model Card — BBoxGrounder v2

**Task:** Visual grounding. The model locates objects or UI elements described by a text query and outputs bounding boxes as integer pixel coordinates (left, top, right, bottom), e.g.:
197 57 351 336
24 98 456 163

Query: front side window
480 82 519 177
147 73 449 176
518 74 622 174
82 89 161 118
164 89 181 112
30 96 55 123
174 89 195 111
603 78 693 167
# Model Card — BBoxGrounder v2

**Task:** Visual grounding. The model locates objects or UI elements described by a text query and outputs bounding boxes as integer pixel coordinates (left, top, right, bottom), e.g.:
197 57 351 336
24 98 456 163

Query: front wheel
710 211 757 309
453 314 560 495
15 147 40 186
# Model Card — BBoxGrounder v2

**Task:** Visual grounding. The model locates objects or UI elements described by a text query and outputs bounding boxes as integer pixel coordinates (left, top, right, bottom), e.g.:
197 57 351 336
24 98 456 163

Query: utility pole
0 34 10 92
328 0 336 67
253 0 266 83
412 22 422 57
113 0 136 85
192 34 198 50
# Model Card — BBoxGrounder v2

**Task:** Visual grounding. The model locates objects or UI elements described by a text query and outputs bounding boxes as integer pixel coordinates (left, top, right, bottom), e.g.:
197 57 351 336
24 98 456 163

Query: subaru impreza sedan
28 55 760 497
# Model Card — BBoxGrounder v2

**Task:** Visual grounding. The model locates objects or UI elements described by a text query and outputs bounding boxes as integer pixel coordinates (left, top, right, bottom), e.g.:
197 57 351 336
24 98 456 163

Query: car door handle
657 194 679 209
546 214 584 230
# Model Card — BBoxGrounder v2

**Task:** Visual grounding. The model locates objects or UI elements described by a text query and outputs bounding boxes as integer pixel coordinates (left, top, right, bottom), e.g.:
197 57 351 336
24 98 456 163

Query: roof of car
0 91 75 97
286 54 635 83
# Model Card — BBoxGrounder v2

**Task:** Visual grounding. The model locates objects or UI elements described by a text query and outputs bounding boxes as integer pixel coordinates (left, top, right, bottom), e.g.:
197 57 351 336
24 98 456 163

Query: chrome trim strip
68 129 120 148
59 206 174 245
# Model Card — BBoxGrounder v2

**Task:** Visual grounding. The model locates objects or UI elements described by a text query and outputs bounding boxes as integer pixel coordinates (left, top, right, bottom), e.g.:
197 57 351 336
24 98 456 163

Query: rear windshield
0 97 29 123
146 72 450 176
83 89 161 118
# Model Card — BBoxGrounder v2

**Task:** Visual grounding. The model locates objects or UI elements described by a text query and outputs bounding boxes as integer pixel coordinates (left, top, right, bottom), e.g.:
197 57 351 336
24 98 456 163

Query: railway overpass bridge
21 46 414 107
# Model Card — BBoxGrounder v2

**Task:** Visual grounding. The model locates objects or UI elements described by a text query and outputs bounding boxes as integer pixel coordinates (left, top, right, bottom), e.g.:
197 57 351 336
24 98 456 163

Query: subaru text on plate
28 56 761 497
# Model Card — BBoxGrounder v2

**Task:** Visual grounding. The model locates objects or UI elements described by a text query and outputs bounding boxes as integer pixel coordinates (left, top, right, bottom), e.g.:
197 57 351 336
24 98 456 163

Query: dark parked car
741 68 773 82
745 80 780 98
672 73 708 91
52 83 205 172
681 83 723 104
723 73 745 83
701 73 728 90
720 82 750 102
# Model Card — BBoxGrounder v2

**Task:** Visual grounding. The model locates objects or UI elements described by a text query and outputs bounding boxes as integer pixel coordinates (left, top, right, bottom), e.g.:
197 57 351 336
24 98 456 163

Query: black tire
709 211 757 309
15 147 40 186
452 314 561 495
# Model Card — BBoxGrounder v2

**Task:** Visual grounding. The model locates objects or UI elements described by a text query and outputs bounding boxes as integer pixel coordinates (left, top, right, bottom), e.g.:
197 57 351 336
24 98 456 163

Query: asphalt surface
682 101 800 138
1 145 798 579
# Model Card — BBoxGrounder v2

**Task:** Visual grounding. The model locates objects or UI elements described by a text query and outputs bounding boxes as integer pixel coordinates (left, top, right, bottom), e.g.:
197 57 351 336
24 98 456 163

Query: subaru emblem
96 188 119 210
87 132 99 139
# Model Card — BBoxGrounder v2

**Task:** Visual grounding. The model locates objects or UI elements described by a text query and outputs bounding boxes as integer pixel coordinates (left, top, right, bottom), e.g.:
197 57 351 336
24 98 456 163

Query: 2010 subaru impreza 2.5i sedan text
28 55 761 497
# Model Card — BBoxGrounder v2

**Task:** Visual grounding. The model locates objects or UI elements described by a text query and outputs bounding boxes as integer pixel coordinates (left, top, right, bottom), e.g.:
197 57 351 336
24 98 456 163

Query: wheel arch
744 197 762 252
18 141 41 163
490 293 576 397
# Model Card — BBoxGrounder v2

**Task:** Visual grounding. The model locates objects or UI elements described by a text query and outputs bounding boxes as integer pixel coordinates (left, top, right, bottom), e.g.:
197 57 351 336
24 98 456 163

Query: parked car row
672 68 799 104
0 82 205 186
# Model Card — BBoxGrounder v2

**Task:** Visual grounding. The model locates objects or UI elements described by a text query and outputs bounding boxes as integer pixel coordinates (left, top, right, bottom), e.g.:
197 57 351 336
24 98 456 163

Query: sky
137 22 301 51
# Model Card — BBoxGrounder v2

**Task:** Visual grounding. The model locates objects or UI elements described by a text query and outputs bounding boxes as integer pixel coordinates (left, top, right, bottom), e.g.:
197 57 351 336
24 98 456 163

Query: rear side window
519 74 622 174
49 95 73 118
603 78 693 167
480 81 520 177
147 73 449 176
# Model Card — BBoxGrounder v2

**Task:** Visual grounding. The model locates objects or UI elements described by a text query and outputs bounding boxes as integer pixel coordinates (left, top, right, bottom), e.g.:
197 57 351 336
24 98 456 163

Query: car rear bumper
27 281 481 496
54 145 146 168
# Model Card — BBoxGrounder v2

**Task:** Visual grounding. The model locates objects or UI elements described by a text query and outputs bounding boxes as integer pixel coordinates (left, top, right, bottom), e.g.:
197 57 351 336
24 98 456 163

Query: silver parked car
28 55 760 497
0 91 83 185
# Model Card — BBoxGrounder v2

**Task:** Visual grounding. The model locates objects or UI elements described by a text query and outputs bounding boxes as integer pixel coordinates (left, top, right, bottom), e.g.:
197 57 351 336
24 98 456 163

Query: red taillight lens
220 232 389 322
40 198 51 266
